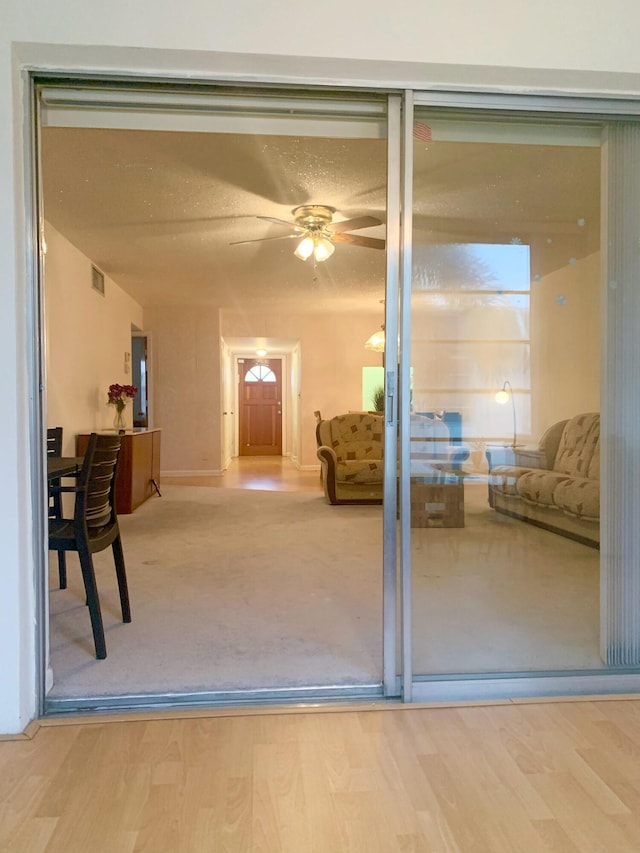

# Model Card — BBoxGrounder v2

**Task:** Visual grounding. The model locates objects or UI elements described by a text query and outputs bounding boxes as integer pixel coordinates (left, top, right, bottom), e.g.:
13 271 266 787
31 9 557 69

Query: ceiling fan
230 204 385 262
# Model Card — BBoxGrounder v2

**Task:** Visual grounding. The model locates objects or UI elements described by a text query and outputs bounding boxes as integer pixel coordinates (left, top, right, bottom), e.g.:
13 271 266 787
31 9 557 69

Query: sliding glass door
32 74 640 712
36 81 403 711
399 97 640 700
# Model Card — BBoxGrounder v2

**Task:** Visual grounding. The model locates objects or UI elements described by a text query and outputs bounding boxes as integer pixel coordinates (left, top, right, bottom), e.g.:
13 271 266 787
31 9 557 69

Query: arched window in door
245 365 277 382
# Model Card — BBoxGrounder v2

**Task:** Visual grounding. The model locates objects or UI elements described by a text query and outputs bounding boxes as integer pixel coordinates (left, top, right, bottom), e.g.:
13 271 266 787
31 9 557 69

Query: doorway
131 332 149 428
238 357 282 456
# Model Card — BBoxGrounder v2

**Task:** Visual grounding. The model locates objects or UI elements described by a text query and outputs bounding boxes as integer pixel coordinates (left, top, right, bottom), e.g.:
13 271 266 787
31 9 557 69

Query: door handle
386 370 396 425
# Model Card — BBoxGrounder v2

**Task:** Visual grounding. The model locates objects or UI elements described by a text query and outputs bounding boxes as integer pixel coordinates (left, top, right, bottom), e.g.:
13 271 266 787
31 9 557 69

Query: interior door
238 357 282 455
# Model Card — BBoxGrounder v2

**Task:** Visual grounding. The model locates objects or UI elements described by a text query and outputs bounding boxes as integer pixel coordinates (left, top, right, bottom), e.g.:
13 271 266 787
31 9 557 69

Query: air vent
91 265 105 296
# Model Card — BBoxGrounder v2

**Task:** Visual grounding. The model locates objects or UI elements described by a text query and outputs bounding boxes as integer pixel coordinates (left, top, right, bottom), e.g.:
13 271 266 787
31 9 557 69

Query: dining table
47 456 82 480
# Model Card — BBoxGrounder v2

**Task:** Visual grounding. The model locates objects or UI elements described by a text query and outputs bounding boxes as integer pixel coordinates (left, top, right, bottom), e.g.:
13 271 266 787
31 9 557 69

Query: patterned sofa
488 412 600 546
316 412 469 505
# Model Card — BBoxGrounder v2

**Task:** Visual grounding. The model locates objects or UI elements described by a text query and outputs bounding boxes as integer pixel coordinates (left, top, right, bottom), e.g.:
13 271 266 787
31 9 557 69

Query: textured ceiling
41 126 600 314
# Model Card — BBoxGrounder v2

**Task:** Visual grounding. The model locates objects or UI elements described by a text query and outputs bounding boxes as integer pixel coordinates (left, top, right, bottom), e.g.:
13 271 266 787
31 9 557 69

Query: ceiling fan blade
329 215 382 234
256 215 301 230
331 233 386 250
229 233 299 246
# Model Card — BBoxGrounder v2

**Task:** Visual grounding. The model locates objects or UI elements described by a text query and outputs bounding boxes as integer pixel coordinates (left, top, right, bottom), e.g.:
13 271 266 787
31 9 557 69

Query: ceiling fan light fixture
294 235 315 260
313 235 335 262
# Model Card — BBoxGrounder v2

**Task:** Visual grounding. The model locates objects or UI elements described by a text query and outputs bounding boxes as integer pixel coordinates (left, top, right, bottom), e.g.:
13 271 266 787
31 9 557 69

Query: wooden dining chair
48 433 131 659
46 427 67 589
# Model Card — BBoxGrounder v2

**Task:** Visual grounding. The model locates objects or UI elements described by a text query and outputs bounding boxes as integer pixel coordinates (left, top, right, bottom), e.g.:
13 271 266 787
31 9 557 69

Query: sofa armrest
513 448 548 469
317 445 339 504
538 419 569 469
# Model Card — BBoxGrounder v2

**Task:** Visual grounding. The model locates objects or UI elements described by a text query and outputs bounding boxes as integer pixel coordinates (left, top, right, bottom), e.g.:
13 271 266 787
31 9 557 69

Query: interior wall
143 304 223 474
220 340 234 466
4 5 640 732
531 251 601 437
7 3 640 75
290 343 302 465
44 222 144 452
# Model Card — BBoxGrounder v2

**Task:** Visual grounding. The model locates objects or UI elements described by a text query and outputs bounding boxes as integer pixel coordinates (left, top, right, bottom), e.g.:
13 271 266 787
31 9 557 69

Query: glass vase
113 408 126 434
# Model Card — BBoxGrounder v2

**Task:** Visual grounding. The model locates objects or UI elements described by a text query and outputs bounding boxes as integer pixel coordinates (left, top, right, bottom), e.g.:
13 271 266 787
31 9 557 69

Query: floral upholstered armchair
316 413 384 504
316 412 469 505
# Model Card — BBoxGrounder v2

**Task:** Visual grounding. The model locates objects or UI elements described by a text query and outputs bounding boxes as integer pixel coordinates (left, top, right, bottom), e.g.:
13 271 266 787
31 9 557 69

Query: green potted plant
371 385 385 413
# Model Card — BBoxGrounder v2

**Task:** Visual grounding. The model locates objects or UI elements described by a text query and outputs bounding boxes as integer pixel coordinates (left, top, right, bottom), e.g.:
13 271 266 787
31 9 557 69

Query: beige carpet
47 481 601 702
48 486 383 699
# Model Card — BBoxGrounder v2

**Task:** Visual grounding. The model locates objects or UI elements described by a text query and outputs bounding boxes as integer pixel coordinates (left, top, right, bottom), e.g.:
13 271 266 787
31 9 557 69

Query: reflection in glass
410 115 601 676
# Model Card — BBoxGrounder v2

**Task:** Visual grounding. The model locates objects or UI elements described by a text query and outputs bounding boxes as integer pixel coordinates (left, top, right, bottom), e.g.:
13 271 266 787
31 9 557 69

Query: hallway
162 456 320 493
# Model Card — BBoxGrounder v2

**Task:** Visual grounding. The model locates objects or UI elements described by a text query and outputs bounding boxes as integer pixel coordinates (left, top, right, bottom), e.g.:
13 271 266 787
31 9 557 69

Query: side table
410 471 465 528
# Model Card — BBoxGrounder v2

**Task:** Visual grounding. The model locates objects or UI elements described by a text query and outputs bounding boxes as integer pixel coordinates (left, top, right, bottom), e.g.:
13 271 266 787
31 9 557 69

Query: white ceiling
41 122 601 314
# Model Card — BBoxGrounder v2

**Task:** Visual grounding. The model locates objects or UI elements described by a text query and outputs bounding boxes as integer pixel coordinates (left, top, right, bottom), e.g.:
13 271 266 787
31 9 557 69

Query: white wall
45 223 144 451
4 2 640 732
531 252 601 436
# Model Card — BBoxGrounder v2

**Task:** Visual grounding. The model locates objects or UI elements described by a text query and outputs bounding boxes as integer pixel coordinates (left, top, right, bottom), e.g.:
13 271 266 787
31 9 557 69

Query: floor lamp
495 380 517 447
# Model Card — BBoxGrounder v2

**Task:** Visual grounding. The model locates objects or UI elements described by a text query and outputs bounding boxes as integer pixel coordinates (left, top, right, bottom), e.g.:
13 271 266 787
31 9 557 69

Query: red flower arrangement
107 383 138 415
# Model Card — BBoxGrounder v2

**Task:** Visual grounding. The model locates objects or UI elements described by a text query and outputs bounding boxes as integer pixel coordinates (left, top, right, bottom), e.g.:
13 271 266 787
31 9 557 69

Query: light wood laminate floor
2 698 640 851
162 456 320 492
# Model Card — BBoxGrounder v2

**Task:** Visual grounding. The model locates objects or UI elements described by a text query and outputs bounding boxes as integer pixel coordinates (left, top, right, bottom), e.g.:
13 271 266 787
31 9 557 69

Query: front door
238 358 282 455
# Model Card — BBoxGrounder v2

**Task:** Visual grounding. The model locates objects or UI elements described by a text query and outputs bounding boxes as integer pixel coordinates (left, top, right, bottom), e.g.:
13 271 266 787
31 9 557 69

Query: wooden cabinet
76 429 161 514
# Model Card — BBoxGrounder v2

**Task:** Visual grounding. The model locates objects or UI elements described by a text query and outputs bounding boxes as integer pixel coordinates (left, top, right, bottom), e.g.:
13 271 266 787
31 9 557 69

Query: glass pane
410 111 602 676
245 365 277 382
41 92 390 702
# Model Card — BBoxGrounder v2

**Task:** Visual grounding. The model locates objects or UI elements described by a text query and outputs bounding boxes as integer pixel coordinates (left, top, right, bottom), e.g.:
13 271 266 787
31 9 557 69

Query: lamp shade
313 235 335 261
365 328 386 352
294 233 336 262
294 235 315 260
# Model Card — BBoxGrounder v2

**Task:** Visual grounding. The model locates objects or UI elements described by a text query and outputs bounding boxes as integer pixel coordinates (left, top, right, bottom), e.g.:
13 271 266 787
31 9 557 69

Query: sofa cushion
516 470 572 508
490 466 538 497
335 440 382 463
553 413 599 477
336 459 384 485
553 477 599 521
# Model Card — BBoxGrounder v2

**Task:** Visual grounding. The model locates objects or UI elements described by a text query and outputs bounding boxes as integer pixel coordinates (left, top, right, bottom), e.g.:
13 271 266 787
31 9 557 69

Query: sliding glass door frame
382 94 402 696
27 69 640 713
